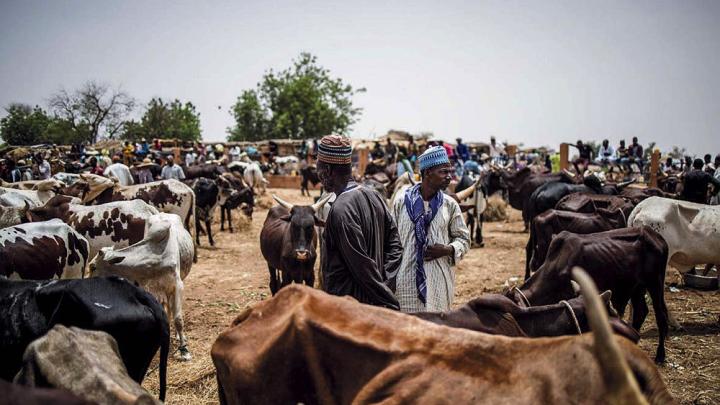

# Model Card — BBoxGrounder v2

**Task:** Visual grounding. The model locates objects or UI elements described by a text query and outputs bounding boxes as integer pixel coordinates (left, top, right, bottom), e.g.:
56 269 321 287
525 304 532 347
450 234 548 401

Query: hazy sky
1 0 719 155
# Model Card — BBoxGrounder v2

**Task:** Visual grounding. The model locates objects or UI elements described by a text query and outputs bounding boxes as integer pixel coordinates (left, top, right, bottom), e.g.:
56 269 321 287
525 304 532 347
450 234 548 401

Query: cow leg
227 209 234 233
195 215 203 246
647 285 669 363
475 213 484 247
172 281 191 361
206 217 214 246
268 265 279 295
220 206 226 231
630 289 649 330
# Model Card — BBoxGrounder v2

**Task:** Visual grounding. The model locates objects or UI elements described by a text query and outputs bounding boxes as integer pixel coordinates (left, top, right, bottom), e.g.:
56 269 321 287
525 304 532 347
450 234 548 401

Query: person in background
318 134 402 309
595 139 615 164
488 136 505 165
153 139 162 151
7 159 22 182
36 153 51 180
214 143 225 159
703 154 714 174
571 140 593 172
663 157 675 172
123 141 135 165
391 145 470 313
138 139 150 158
385 139 398 164
136 158 154 184
455 138 469 162
407 136 418 163
680 158 720 204
185 150 196 167
711 155 720 205
371 142 385 160
230 145 241 162
161 155 185 181
396 153 413 178
439 140 454 160
85 157 104 176
104 156 135 186
628 137 644 171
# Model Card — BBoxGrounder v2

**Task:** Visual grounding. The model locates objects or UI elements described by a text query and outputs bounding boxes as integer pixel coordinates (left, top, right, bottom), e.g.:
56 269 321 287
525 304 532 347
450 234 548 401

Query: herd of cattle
0 157 716 404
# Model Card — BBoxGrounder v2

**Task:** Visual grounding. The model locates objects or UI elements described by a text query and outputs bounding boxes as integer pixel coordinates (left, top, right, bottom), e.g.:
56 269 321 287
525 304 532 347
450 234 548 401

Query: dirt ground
143 188 720 405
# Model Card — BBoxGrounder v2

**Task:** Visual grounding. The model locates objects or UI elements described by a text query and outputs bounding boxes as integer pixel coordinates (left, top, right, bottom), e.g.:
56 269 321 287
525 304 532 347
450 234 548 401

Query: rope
560 300 582 335
513 286 531 307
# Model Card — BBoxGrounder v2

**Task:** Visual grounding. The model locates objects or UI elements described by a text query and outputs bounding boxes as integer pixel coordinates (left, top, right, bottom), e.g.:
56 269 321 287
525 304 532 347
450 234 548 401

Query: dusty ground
143 188 720 405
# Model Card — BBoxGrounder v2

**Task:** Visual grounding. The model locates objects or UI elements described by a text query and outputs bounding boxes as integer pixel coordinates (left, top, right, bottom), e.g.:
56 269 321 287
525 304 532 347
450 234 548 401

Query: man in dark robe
681 158 720 204
318 134 403 309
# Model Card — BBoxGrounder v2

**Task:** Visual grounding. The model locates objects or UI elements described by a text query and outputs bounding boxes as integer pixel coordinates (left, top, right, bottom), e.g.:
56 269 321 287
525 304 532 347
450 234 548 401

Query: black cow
507 226 669 363
193 176 245 246
0 277 169 401
183 163 225 180
260 194 332 294
218 174 255 233
300 165 321 196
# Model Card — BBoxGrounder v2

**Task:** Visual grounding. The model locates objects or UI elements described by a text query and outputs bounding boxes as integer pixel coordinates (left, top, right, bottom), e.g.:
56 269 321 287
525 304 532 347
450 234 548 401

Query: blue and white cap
418 146 450 172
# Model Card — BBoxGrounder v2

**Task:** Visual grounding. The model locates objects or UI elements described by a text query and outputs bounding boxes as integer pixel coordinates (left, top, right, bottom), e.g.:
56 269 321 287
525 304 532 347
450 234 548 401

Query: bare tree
49 81 135 143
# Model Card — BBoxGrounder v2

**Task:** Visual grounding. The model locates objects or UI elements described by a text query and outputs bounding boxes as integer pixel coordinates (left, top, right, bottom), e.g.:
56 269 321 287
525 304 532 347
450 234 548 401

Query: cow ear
279 214 291 222
314 216 326 227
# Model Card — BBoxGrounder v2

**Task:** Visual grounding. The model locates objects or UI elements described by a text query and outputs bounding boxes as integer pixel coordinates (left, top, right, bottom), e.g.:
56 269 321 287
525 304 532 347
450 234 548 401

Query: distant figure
440 140 454 159
185 151 196 167
455 137 469 162
136 158 154 184
572 140 593 172
123 141 135 165
488 136 505 164
628 137 644 170
36 153 51 180
161 155 186 181
371 142 385 160
680 158 720 204
712 154 720 205
104 156 134 186
595 139 615 164
703 153 714 174
385 139 398 164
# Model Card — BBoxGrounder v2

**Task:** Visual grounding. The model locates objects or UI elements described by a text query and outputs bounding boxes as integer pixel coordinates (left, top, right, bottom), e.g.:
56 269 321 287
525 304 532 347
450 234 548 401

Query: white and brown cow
90 213 194 360
628 196 720 272
27 195 160 259
0 179 66 207
64 173 195 231
0 219 89 280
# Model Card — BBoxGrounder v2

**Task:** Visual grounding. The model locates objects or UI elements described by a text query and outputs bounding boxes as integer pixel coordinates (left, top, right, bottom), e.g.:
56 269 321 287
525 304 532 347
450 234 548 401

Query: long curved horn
272 195 294 211
562 168 576 178
572 267 649 405
616 178 636 190
311 193 334 213
406 172 416 185
455 178 480 202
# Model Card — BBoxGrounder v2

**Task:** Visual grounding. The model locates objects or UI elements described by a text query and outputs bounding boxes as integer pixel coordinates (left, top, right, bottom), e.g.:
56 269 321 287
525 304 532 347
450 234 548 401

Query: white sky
1 0 719 155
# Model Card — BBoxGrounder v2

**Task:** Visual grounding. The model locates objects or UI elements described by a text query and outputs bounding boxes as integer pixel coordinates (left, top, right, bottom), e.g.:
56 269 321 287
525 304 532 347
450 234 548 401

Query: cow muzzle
295 250 311 262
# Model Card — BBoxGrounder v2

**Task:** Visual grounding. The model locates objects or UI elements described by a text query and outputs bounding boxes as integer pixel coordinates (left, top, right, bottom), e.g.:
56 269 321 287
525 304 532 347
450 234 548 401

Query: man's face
424 164 453 191
632 137 638 144
317 162 332 189
603 140 608 147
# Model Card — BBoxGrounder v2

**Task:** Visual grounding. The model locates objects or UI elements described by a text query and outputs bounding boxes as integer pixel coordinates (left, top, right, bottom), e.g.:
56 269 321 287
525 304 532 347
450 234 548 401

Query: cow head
33 179 66 194
26 195 73 222
273 194 333 262
0 202 30 227
89 219 171 276
79 173 116 203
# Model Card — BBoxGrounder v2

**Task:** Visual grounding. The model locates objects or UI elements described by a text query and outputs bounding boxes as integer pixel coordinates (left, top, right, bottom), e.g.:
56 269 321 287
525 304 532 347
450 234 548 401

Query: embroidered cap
418 146 450 172
317 134 353 165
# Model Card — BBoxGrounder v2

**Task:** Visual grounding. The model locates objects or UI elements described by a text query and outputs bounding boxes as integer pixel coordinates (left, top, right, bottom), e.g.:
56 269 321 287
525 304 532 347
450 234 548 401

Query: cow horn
455 181 478 202
572 267 649 404
406 172 416 185
562 169 576 178
616 179 636 190
272 195 294 211
311 193 334 213
504 161 513 169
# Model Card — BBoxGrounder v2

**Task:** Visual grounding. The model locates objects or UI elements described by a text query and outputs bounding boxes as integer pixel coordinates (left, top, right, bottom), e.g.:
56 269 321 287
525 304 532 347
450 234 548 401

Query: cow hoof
178 346 192 361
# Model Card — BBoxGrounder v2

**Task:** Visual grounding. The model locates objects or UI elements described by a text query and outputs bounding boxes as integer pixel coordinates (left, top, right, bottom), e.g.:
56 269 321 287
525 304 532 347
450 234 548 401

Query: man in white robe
392 146 470 313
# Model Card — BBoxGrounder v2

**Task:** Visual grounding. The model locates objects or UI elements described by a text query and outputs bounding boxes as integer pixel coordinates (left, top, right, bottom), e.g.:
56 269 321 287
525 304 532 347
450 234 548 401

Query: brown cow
526 208 627 275
415 291 639 343
260 194 332 294
508 226 669 363
211 281 675 404
556 192 635 216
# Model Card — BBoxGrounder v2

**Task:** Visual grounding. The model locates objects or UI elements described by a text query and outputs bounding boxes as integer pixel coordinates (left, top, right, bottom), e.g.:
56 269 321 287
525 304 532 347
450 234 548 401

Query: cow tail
190 189 198 263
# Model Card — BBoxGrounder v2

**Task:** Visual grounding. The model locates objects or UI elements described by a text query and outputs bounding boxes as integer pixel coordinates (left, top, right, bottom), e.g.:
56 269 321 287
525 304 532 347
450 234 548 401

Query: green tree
227 53 365 141
49 81 135 143
0 104 52 145
127 98 201 141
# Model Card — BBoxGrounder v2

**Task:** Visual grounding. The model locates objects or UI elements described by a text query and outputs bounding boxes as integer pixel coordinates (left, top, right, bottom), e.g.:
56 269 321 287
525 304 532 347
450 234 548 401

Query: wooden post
559 143 569 171
358 148 369 176
173 146 180 162
650 149 660 188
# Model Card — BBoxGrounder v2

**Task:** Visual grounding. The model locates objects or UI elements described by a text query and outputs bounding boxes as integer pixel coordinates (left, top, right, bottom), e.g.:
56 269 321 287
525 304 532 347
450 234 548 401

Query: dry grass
483 194 508 222
141 190 718 404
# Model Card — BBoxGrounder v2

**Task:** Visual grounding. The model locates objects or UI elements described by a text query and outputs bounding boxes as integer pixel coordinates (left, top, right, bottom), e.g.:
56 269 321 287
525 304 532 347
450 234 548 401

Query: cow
260 194 332 294
620 187 673 205
0 379 92 405
211 276 675 405
218 173 255 233
523 176 633 229
0 201 30 229
228 161 269 195
14 325 161 405
0 219 89 280
299 165 321 197
0 179 65 207
192 176 243 246
525 208 627 278
182 162 225 180
90 213 194 360
628 197 720 273
27 195 159 259
415 291 639 342
507 226 669 363
556 192 635 216
63 174 195 232
273 155 299 175
0 277 169 401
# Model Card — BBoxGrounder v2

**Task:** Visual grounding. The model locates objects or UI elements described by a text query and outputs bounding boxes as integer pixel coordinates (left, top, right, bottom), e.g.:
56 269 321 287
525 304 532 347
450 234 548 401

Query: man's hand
424 244 454 261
